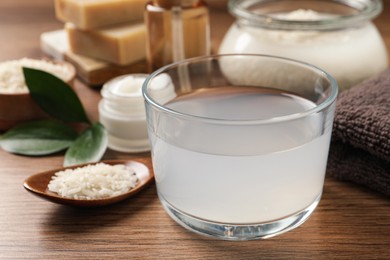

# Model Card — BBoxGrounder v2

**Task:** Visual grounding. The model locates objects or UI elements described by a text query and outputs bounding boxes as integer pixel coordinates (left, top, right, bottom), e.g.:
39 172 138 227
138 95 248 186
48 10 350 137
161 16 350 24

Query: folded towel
327 69 390 197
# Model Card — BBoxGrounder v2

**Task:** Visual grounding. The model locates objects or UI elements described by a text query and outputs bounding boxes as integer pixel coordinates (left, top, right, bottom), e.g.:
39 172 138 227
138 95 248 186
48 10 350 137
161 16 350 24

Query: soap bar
40 30 69 60
40 29 147 86
65 51 147 86
66 22 146 66
55 0 148 29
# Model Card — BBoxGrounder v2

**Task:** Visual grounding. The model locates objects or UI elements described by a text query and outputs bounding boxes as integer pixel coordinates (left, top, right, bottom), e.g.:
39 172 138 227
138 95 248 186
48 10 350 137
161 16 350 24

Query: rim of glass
229 0 383 30
142 54 338 125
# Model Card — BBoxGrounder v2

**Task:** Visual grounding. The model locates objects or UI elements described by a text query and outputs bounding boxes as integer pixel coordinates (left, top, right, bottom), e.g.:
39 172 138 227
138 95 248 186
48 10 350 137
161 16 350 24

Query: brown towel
327 69 390 197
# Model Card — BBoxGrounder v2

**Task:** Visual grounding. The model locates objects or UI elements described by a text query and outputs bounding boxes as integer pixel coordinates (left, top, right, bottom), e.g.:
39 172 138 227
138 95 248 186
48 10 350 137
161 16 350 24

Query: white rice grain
47 163 138 200
0 58 72 94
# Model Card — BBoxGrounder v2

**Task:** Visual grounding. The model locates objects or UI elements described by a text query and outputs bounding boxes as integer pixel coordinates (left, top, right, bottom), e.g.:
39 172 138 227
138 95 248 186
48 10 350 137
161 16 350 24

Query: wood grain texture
0 1 389 259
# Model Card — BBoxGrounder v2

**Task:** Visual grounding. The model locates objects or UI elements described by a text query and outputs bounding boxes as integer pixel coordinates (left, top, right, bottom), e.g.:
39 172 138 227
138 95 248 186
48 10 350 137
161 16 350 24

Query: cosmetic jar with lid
219 0 388 91
99 73 175 153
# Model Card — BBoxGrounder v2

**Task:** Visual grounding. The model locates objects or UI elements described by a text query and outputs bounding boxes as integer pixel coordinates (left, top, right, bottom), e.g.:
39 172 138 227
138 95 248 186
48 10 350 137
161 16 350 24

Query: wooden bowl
0 60 76 131
23 158 154 207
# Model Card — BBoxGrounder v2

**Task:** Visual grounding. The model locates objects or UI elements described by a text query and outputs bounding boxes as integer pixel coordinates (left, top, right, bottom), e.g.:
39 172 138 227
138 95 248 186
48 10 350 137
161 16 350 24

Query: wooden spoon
23 158 154 207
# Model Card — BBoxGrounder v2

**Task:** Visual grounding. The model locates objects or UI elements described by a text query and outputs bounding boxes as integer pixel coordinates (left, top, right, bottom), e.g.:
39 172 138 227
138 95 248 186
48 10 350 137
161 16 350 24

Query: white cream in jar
219 0 388 91
99 73 176 153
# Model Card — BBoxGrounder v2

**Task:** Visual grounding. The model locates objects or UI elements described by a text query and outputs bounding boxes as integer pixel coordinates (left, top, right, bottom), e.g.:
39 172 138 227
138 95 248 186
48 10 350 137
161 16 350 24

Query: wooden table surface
1 0 389 259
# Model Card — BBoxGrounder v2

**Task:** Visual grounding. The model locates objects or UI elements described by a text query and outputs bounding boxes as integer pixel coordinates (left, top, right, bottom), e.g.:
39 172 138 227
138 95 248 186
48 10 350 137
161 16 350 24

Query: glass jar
219 0 388 91
98 73 176 153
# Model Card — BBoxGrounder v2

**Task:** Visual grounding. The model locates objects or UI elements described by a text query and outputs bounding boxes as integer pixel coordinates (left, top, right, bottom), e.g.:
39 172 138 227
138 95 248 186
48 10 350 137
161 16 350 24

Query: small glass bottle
219 0 388 91
144 0 211 72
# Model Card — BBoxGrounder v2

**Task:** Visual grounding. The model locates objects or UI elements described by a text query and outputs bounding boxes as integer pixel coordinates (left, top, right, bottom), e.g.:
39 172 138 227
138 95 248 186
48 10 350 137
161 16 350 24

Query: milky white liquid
219 10 388 90
149 87 333 224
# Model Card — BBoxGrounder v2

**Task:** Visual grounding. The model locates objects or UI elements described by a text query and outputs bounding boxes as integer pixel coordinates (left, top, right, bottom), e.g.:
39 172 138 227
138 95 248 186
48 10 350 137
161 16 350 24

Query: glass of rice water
142 54 338 240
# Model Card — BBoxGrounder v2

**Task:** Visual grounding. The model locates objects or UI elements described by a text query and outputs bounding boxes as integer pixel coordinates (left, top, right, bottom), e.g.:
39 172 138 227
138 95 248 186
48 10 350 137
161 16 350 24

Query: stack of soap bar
49 0 148 85
55 0 147 29
66 23 146 66
40 30 147 86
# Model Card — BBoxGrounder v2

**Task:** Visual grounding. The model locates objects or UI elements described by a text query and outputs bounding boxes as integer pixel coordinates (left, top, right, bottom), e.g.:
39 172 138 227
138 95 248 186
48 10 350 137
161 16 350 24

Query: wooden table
1 1 389 259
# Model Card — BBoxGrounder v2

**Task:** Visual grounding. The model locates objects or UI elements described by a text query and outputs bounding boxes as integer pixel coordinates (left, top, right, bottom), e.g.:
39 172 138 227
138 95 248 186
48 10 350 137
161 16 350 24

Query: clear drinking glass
142 54 338 240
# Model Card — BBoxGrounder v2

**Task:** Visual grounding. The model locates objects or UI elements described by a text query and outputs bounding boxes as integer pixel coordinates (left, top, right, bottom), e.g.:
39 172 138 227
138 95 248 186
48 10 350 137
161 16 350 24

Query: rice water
149 86 332 224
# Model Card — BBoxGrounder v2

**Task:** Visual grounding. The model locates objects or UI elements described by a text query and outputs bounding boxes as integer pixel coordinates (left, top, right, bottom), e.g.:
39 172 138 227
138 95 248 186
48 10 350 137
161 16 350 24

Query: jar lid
100 74 149 117
229 0 383 30
101 73 176 112
101 74 148 101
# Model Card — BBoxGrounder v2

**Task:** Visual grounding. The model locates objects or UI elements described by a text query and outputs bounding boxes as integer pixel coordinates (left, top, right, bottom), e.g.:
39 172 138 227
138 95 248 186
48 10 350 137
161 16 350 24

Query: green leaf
23 67 90 124
0 120 78 156
64 122 107 167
